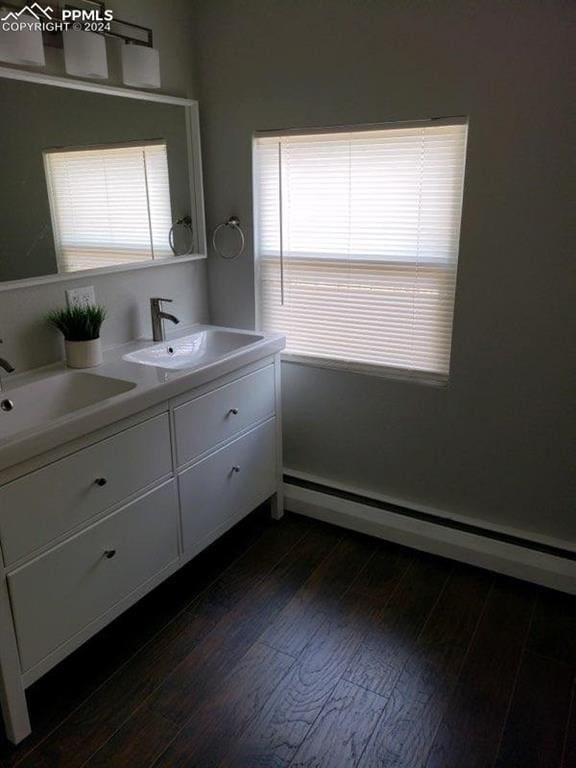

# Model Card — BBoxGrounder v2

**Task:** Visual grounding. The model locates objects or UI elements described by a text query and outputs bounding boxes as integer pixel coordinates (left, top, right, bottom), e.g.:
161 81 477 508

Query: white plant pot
65 338 103 369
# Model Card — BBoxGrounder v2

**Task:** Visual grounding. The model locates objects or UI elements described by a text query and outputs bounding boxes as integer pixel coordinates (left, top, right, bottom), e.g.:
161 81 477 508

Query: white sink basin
123 329 264 370
0 372 136 439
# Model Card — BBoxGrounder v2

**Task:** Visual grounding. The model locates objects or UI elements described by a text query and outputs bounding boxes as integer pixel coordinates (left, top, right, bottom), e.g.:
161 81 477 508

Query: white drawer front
0 414 172 565
8 480 179 672
174 365 275 467
179 418 276 552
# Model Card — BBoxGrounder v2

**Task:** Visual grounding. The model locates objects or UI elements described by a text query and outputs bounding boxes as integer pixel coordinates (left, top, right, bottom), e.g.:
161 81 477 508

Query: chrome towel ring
212 216 245 260
169 216 194 256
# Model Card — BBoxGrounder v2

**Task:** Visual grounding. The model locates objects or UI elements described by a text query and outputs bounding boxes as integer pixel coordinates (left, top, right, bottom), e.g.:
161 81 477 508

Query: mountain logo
1 4 54 22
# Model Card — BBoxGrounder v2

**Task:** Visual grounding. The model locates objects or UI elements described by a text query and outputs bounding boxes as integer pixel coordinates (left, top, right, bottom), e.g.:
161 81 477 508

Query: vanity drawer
179 418 276 552
8 480 179 673
0 413 172 565
174 365 275 467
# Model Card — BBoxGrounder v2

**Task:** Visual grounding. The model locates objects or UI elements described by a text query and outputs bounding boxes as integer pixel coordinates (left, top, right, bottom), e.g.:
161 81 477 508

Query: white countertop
0 324 285 473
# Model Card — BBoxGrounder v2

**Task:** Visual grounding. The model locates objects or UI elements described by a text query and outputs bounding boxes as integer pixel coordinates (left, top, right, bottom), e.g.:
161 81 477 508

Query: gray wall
196 0 575 543
0 0 207 370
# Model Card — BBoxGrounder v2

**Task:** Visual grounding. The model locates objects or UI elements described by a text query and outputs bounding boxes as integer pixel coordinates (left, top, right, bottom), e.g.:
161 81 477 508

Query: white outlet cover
66 286 96 309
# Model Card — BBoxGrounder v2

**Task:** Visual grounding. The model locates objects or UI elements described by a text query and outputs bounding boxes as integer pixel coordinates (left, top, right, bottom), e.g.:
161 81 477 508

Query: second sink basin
123 329 264 370
0 372 136 439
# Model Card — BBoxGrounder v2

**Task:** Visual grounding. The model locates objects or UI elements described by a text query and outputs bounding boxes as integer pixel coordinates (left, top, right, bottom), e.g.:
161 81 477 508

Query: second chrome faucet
150 298 180 342
0 339 15 394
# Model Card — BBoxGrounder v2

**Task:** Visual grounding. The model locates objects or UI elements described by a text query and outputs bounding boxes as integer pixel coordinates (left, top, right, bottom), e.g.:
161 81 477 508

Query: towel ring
212 216 245 260
169 216 194 256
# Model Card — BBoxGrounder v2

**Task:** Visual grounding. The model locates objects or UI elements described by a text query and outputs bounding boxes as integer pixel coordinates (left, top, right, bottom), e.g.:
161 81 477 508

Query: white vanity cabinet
0 355 283 745
179 419 277 553
173 364 276 465
9 480 180 673
0 414 172 565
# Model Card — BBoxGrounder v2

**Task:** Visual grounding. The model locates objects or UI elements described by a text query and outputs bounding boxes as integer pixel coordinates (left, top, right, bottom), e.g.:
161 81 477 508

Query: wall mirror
0 68 206 288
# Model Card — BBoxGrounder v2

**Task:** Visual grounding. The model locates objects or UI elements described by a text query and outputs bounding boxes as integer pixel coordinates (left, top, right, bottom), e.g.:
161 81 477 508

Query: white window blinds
254 121 468 379
44 142 172 273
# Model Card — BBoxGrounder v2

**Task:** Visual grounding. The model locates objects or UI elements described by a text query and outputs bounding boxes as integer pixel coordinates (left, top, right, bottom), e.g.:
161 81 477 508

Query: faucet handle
151 297 173 304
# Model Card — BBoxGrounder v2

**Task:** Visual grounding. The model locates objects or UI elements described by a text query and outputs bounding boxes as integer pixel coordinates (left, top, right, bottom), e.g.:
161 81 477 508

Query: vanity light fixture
0 1 160 87
77 0 161 89
0 11 46 67
63 28 108 79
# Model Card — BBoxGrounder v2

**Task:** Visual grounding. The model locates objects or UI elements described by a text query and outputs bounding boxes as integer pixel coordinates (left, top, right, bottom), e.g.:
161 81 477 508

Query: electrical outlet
66 286 96 309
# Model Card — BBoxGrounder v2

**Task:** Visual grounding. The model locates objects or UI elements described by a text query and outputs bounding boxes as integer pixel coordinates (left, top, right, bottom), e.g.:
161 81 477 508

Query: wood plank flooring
1 506 574 768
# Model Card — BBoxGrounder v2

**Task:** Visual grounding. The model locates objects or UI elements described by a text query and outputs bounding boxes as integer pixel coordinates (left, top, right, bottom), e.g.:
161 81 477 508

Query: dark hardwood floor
1 507 575 768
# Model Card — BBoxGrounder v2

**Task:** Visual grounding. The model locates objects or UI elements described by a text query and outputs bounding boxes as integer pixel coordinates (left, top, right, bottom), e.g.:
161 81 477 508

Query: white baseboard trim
284 467 576 555
284 479 576 595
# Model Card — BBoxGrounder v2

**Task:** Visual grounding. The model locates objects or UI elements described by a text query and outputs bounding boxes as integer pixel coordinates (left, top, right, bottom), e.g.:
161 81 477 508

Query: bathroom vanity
0 64 281 746
0 326 285 744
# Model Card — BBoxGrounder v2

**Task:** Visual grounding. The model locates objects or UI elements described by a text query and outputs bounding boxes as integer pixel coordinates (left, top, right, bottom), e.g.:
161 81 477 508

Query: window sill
280 352 449 387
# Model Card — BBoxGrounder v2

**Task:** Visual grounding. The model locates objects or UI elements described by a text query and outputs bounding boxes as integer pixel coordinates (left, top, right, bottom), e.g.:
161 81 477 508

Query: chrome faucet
150 298 180 342
0 340 15 393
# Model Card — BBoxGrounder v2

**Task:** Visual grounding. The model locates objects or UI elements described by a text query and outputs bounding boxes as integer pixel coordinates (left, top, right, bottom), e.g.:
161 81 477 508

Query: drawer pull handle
232 465 241 473
94 478 108 487
103 549 116 559
228 408 239 416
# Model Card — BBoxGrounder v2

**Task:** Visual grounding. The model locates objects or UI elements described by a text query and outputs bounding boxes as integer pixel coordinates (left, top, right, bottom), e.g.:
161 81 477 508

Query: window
254 120 468 380
44 141 172 273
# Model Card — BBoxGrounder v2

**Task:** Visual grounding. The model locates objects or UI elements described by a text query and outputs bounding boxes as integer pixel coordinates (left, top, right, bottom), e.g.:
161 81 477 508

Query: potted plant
47 304 107 369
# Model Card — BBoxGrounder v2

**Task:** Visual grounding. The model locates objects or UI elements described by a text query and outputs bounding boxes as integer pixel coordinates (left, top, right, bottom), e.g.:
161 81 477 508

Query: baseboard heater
283 473 576 595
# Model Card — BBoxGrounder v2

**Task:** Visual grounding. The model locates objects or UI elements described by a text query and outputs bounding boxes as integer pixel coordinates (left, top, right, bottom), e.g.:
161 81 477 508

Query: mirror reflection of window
43 141 172 273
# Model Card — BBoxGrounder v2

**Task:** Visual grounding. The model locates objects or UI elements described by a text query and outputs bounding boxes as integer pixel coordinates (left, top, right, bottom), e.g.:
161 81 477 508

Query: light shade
121 44 160 89
63 29 108 79
0 13 45 66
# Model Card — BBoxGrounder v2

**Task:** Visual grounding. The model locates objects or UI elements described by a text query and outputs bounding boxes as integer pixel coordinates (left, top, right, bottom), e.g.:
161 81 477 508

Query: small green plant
47 304 107 342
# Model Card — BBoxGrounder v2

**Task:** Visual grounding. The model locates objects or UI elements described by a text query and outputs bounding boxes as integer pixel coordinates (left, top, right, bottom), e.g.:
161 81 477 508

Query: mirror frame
0 65 207 292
